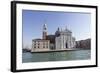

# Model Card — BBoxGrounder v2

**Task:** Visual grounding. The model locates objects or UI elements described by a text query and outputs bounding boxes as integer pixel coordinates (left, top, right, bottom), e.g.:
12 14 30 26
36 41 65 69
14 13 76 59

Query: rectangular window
46 46 48 48
34 41 36 43
34 46 36 48
43 42 45 48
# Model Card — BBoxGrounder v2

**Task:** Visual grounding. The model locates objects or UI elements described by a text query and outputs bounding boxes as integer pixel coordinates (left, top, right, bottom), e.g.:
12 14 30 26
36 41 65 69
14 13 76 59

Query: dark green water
22 50 91 63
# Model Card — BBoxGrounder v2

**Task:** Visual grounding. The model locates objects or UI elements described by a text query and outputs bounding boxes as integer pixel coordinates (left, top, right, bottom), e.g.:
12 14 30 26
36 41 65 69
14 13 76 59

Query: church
31 23 76 52
55 27 76 49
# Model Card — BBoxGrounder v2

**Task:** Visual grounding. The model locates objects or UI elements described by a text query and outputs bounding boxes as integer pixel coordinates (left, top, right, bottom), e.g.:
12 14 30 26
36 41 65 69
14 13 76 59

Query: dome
55 27 60 37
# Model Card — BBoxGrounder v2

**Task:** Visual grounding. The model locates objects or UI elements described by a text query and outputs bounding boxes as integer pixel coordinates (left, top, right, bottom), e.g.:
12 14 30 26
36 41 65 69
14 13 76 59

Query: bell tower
43 23 47 39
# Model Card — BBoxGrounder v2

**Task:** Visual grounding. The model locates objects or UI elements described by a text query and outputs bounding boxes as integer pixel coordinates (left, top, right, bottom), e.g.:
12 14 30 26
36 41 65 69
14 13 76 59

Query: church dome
55 27 60 37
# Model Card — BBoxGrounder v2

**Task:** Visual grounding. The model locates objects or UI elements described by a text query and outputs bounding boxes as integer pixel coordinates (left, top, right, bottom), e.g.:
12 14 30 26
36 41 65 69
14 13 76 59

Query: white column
61 35 63 49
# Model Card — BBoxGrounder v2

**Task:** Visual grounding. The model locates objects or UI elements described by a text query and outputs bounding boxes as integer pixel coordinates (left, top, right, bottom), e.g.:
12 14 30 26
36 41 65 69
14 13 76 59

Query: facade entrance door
66 42 68 48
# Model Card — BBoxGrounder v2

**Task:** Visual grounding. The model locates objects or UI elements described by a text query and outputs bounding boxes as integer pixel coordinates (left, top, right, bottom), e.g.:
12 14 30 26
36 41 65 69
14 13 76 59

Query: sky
22 10 91 49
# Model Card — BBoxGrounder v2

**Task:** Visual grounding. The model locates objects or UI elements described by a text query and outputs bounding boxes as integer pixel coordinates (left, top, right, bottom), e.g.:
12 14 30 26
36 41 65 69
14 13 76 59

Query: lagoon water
22 50 91 63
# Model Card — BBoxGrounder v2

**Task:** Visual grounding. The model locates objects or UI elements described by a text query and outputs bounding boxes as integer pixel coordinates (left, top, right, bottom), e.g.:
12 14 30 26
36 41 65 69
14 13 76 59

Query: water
22 50 91 63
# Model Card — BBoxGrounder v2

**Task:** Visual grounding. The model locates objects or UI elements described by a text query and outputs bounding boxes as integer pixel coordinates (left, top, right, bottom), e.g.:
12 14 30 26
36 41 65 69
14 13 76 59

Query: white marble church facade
55 27 76 49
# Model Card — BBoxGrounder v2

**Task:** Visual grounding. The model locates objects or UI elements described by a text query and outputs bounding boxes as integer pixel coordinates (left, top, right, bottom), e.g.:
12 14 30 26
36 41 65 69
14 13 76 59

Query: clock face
43 24 47 32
